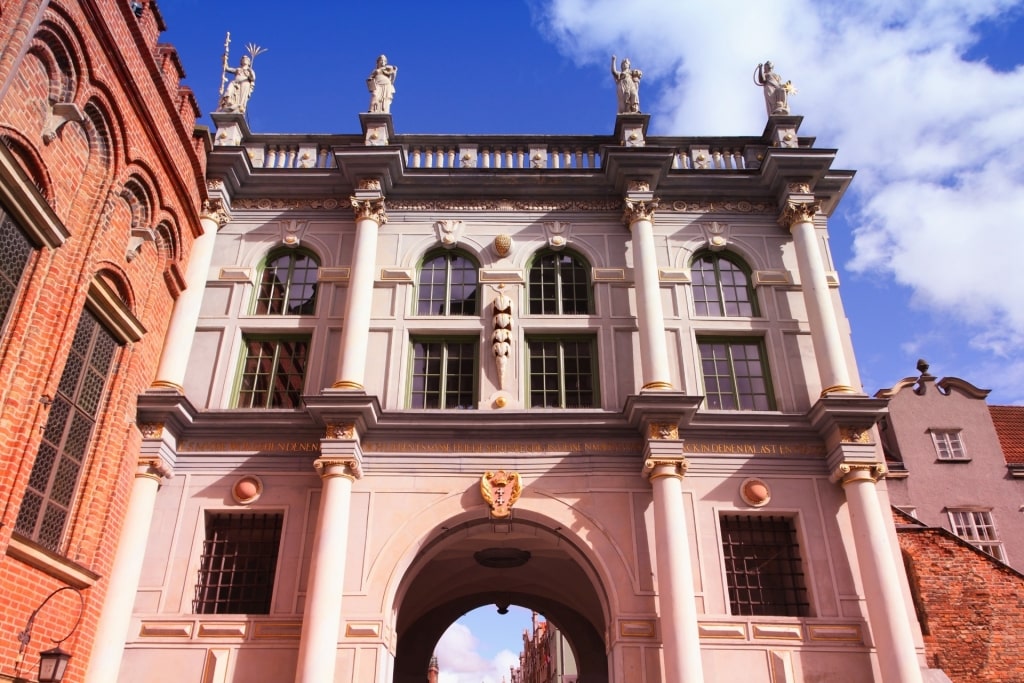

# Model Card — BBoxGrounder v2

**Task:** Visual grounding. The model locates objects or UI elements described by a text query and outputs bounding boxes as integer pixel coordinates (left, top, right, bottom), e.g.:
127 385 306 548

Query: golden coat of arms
480 470 522 518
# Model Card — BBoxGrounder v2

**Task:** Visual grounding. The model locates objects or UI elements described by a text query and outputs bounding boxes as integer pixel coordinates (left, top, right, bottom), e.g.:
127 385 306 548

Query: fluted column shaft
335 194 386 389
840 466 923 683
294 456 360 683
625 195 672 390
84 458 171 683
646 456 704 682
152 201 227 391
783 201 855 395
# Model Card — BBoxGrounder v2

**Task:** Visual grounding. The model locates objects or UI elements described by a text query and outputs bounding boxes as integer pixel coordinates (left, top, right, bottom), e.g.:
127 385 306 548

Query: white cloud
435 622 520 683
539 0 1024 400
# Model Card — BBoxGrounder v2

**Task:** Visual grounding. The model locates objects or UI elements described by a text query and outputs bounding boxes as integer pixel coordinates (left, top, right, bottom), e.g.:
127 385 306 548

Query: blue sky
158 1 1024 679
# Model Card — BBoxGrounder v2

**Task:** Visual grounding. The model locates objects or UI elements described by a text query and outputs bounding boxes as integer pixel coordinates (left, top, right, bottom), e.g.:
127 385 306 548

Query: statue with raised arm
754 60 794 116
219 55 255 113
611 55 642 114
367 54 398 113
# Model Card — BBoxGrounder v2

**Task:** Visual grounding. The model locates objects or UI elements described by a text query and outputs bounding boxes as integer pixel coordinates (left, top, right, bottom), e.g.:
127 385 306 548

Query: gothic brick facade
0 1 205 681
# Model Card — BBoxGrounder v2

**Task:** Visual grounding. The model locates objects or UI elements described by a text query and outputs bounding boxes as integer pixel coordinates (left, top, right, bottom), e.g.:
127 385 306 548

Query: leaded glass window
527 337 596 408
409 339 477 409
698 338 774 410
236 337 309 408
417 250 478 316
15 309 119 551
691 251 758 317
528 250 591 315
253 248 319 315
0 207 35 333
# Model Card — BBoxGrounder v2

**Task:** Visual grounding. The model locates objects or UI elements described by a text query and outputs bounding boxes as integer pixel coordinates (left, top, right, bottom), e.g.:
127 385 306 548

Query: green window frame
409 338 477 409
236 336 310 408
526 336 597 408
253 248 320 315
416 250 479 316
698 337 774 411
528 249 592 315
691 251 758 317
16 309 120 552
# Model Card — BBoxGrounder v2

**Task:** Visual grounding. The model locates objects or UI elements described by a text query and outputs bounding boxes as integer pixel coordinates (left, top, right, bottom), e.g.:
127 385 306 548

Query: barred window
527 337 597 408
948 509 1006 562
720 515 810 617
236 336 309 408
194 512 283 614
253 248 319 315
417 250 478 316
0 207 35 333
528 250 591 315
15 309 119 551
409 338 477 409
931 430 967 461
691 251 758 317
698 338 774 411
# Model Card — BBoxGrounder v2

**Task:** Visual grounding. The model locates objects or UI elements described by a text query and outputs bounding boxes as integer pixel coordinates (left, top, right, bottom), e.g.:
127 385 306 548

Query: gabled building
0 1 207 682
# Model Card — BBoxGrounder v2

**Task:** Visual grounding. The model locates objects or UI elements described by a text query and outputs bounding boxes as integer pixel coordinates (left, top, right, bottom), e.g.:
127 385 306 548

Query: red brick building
0 1 205 681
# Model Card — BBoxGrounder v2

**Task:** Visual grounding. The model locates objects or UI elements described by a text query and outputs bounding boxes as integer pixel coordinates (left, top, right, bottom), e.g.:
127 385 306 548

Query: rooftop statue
754 60 795 116
367 55 398 114
217 34 267 115
611 55 642 114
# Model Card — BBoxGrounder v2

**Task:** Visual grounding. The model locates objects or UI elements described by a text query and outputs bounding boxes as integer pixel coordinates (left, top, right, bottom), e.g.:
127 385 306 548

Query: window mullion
265 342 283 408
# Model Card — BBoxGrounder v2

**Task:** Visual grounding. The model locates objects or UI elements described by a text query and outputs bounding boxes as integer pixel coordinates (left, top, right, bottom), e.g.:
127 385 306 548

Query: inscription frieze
683 440 822 456
362 439 641 455
179 439 320 453
228 198 774 214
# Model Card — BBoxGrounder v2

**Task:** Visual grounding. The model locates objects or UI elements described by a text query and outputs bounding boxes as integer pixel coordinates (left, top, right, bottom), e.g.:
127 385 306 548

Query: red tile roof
990 405 1024 465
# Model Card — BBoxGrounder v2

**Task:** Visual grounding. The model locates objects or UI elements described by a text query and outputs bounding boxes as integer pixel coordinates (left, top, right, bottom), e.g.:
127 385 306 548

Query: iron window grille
15 309 120 552
931 430 967 461
409 338 477 409
416 250 479 316
194 512 284 614
528 250 591 315
720 514 810 617
698 337 774 411
0 207 35 334
947 509 1006 561
253 248 319 315
691 250 758 317
236 336 309 408
527 337 597 408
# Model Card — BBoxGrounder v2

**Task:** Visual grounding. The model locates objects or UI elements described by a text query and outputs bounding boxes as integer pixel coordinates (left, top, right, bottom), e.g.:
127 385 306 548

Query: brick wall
897 513 1024 683
0 1 204 680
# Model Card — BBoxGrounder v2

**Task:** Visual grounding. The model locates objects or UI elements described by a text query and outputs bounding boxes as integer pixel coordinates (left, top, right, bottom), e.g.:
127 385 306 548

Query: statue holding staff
217 38 267 114
753 60 795 116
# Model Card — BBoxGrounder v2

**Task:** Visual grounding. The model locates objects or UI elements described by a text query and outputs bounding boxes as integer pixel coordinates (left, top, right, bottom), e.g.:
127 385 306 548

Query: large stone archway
392 517 611 683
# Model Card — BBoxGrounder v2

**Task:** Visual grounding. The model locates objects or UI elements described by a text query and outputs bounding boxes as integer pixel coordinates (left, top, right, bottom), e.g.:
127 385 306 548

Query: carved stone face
622 58 630 69
377 55 387 67
241 56 251 67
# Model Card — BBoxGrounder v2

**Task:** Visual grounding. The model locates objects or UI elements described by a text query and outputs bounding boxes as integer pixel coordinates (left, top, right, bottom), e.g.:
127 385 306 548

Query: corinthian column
84 454 172 683
624 182 672 390
779 198 856 396
294 429 362 683
644 437 704 682
152 198 229 391
334 181 386 390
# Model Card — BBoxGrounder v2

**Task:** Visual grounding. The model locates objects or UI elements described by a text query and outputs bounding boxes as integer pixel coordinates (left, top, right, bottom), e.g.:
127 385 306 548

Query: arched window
416 249 478 316
528 249 591 315
253 248 319 315
691 251 758 317
0 206 35 334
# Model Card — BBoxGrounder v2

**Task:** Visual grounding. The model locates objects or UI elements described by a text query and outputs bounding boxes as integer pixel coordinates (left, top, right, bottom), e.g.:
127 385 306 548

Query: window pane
418 252 478 316
698 338 773 411
410 339 477 409
529 251 591 315
528 338 595 408
237 338 309 409
0 211 35 330
254 250 320 315
691 252 756 317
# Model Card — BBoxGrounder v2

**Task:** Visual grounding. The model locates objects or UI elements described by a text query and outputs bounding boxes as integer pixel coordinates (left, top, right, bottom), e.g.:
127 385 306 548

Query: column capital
350 196 388 226
777 199 819 230
200 197 231 227
314 457 363 481
831 462 887 485
622 196 660 227
136 456 173 482
643 456 689 481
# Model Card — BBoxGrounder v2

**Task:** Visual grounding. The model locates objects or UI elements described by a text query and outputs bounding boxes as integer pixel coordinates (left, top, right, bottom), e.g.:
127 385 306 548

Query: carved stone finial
916 358 930 375
481 470 522 518
350 197 388 225
611 55 642 114
493 234 512 257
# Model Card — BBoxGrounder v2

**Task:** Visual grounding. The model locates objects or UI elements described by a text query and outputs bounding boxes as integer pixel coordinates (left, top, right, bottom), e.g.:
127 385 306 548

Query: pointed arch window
528 249 591 315
416 249 478 316
253 248 319 315
0 206 35 334
691 251 758 317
